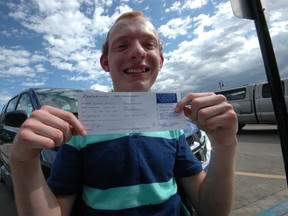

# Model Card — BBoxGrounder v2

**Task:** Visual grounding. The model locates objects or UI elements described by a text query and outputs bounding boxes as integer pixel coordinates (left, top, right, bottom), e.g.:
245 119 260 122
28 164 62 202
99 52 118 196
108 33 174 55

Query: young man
10 11 238 216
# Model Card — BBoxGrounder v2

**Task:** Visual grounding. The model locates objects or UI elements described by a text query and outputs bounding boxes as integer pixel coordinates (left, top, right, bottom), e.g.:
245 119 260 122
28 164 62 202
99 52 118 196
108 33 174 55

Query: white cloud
154 1 288 93
0 47 45 79
90 83 111 92
50 59 74 71
36 0 81 14
158 16 193 39
21 81 45 87
0 48 31 67
0 91 12 107
31 54 47 63
7 66 35 77
193 13 212 35
182 0 208 10
166 0 208 13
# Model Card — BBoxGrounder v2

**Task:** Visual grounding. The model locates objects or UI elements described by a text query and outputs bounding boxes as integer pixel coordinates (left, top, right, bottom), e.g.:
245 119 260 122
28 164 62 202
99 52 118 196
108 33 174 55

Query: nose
130 41 146 61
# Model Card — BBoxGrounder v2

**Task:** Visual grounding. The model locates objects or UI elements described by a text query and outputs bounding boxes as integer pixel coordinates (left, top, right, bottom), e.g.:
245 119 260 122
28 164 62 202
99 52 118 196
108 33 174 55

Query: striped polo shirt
47 130 202 215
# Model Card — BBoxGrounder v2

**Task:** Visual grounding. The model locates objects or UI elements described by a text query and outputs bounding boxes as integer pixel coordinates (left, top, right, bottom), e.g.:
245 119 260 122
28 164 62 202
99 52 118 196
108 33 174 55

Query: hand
11 106 87 162
175 92 238 147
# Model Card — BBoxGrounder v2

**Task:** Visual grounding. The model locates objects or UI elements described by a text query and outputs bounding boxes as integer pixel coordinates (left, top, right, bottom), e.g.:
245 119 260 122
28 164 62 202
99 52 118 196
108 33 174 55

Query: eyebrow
110 33 158 45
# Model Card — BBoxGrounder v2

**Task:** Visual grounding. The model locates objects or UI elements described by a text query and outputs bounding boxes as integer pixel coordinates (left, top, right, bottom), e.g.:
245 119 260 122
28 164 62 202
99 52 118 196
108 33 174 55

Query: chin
119 84 152 92
132 85 152 92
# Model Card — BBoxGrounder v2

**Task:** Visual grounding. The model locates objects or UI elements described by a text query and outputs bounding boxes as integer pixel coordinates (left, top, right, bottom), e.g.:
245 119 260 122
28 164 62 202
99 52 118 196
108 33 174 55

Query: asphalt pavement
231 124 288 216
232 188 288 215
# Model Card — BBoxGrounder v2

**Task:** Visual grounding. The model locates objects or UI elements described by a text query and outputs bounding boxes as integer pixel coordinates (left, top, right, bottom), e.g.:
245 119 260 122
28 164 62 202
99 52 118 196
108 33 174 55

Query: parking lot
1 124 288 215
232 124 288 215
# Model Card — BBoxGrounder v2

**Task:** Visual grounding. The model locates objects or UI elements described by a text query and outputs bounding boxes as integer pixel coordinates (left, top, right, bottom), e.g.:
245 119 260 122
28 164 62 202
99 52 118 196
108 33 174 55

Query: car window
0 103 8 123
5 96 18 113
36 89 81 113
262 81 284 98
216 88 246 101
16 93 34 116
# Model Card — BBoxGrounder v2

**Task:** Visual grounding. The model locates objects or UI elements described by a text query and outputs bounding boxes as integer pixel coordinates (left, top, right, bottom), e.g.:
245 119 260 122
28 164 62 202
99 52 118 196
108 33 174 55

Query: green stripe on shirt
82 177 178 210
68 130 184 150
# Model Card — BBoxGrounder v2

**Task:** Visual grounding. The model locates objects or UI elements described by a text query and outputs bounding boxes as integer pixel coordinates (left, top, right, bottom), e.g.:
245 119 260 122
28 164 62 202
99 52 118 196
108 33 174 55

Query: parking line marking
236 171 286 179
256 199 288 216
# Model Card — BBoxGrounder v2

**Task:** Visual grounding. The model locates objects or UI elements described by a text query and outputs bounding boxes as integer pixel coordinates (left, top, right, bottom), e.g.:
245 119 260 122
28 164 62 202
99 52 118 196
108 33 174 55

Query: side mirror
3 110 28 127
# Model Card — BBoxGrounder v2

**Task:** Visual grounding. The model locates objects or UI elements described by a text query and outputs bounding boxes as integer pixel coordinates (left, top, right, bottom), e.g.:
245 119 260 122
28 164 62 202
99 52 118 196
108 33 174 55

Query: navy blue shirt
48 131 202 215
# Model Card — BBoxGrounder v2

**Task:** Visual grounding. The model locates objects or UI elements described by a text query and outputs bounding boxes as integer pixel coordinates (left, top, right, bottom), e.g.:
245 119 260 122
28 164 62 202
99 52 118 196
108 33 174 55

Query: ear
100 54 110 72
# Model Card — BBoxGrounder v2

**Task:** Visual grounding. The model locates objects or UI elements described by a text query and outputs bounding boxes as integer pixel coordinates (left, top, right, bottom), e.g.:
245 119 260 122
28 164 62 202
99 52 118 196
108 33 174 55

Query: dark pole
251 0 288 185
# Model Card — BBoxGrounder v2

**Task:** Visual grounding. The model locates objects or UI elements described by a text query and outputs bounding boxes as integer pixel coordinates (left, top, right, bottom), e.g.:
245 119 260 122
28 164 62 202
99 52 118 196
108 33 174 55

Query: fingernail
82 130 87 136
174 106 180 113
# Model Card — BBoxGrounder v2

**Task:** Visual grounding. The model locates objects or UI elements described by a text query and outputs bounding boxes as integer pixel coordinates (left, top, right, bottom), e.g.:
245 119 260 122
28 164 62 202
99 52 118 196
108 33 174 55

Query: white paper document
78 92 186 134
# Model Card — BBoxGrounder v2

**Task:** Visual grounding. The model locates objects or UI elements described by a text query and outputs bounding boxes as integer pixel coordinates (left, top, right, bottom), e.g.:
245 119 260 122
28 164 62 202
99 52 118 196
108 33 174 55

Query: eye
143 40 158 50
144 43 155 48
116 44 127 49
112 40 128 51
143 42 157 49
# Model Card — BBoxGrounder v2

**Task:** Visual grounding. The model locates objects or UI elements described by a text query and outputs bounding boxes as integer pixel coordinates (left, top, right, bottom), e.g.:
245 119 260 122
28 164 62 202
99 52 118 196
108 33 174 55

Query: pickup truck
215 78 288 130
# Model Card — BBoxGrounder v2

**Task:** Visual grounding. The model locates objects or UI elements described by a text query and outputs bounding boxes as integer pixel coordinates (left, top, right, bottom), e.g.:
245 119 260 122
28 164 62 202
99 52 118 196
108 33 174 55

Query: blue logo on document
156 93 177 103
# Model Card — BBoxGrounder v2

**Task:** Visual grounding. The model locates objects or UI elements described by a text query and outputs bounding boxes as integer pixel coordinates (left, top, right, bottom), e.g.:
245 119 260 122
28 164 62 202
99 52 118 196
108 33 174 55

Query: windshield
35 88 84 113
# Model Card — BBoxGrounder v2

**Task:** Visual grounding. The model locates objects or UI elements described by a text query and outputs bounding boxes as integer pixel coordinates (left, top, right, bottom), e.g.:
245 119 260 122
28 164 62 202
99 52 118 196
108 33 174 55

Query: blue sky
0 0 287 110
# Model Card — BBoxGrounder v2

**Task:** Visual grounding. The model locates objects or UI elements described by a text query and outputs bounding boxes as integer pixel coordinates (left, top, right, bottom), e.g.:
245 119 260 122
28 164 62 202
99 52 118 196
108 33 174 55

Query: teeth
127 68 146 73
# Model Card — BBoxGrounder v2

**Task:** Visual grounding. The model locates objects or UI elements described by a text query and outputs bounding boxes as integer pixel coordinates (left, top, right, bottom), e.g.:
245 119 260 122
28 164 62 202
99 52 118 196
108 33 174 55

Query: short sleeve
173 134 203 178
47 144 83 196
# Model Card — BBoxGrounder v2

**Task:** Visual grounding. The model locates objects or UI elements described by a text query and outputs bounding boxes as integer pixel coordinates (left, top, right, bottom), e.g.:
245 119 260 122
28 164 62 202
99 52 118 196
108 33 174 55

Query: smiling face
100 16 164 92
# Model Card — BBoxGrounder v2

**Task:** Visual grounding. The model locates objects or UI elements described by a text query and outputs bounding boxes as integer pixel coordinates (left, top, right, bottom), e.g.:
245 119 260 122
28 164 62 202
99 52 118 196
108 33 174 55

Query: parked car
214 77 288 130
0 88 211 194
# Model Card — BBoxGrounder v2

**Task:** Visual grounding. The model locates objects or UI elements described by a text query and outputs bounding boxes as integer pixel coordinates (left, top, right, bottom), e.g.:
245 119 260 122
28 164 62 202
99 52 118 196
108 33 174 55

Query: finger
23 106 85 146
196 102 231 128
175 92 215 113
21 116 70 147
41 106 87 136
196 102 237 134
17 125 59 150
205 109 237 131
180 94 222 120
193 95 227 120
12 132 54 162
